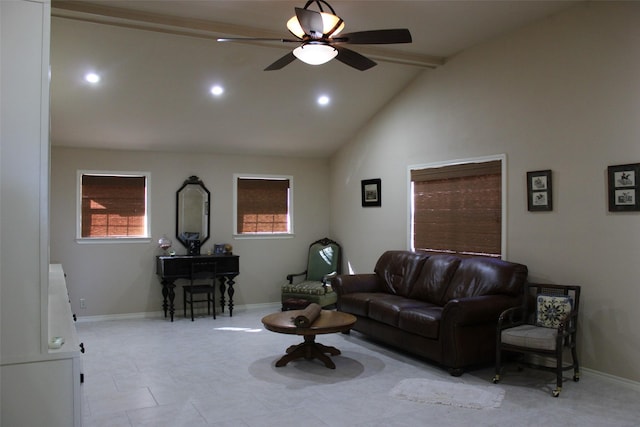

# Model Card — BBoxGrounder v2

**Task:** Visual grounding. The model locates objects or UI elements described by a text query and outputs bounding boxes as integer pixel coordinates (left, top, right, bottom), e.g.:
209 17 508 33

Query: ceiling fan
217 0 412 71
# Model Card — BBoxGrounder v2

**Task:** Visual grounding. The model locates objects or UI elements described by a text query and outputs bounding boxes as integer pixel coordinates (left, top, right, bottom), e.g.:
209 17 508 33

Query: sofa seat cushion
398 305 443 339
368 295 433 328
338 293 380 317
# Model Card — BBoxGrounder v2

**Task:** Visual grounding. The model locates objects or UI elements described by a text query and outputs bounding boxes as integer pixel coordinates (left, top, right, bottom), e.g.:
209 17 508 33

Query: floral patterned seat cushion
536 295 573 328
282 280 332 295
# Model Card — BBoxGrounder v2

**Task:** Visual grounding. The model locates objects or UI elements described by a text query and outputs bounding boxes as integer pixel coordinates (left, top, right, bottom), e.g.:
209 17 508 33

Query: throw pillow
536 295 573 328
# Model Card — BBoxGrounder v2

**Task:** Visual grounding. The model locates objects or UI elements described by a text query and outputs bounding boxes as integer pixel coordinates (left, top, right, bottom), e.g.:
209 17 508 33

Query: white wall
329 2 640 381
50 147 331 316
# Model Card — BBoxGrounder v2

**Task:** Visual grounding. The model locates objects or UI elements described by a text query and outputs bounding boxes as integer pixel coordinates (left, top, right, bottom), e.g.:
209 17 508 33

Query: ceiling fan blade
264 52 297 71
295 7 323 36
217 37 299 43
334 46 377 71
334 29 412 45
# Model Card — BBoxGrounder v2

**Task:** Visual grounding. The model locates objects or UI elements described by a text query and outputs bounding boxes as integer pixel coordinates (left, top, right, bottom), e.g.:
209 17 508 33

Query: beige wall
50 147 331 316
329 2 640 381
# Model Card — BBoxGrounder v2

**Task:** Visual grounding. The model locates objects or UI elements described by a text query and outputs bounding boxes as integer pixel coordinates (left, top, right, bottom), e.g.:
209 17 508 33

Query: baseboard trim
582 367 640 392
75 302 280 323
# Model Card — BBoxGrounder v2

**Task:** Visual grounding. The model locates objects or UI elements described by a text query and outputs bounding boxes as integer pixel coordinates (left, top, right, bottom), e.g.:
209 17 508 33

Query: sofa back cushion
408 254 461 305
374 251 429 297
443 257 528 302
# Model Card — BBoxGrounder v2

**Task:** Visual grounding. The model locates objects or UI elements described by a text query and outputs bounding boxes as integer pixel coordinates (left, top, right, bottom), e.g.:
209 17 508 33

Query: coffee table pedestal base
275 335 341 369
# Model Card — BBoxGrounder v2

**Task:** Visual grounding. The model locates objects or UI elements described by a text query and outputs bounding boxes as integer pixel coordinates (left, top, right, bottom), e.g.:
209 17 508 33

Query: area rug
390 378 505 409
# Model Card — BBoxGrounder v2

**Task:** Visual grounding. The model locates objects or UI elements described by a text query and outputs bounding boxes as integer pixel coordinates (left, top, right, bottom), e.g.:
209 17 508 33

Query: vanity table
156 254 240 321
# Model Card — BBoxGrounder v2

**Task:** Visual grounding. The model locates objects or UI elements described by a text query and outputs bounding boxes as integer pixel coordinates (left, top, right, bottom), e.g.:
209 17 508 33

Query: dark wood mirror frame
176 176 210 249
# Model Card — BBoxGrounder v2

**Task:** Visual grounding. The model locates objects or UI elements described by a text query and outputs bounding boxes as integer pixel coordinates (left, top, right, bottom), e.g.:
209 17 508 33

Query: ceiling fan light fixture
286 12 344 39
293 43 338 65
219 0 411 71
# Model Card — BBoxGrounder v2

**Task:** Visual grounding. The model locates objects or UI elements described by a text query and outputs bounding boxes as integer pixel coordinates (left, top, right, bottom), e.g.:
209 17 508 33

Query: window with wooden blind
78 171 149 239
410 158 503 257
234 175 293 236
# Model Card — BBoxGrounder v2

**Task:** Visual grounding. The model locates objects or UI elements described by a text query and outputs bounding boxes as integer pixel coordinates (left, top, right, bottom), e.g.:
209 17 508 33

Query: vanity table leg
167 282 176 322
218 277 226 314
217 276 236 317
161 279 177 322
161 280 169 318
226 278 235 317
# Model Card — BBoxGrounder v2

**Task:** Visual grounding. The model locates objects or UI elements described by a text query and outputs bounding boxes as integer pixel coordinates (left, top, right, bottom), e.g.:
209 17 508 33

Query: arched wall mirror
176 176 210 250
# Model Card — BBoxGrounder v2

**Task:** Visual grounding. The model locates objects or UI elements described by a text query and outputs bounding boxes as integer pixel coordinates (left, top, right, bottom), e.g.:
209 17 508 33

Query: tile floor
78 305 640 427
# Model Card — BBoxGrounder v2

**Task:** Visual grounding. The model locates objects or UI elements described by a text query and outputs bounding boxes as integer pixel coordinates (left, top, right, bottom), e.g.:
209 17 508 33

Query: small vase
158 234 172 254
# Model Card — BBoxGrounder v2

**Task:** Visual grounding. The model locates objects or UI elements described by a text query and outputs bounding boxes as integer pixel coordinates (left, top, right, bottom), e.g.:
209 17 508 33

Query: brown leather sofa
332 250 528 375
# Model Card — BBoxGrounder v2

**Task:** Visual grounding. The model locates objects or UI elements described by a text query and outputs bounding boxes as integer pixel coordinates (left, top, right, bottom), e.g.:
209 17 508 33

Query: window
78 171 150 240
234 174 293 236
409 157 504 257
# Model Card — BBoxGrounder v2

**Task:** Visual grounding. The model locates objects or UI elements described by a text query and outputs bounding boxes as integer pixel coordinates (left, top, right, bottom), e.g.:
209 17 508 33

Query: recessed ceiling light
317 95 330 106
84 72 100 84
210 85 224 96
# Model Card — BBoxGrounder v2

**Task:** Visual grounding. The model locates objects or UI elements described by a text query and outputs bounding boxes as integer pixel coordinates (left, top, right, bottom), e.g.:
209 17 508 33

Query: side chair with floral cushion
493 283 581 397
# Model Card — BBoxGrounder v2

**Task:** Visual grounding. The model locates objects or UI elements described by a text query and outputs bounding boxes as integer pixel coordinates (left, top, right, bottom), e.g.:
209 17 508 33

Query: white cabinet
2 357 82 427
1 266 83 427
48 264 84 425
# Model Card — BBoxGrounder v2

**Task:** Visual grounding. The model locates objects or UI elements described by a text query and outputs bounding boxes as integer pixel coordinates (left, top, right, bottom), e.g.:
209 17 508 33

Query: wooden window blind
81 174 146 237
236 178 290 234
411 160 502 257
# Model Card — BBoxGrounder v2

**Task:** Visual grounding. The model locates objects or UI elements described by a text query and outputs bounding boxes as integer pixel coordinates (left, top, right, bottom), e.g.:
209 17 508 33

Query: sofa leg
448 368 464 377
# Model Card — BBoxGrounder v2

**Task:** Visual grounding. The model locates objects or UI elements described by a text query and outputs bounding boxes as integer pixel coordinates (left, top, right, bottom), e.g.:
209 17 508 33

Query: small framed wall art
608 163 640 212
361 178 381 207
527 170 552 211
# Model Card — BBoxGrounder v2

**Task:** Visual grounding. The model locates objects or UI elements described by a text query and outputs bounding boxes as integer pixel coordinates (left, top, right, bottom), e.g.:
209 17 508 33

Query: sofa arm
440 295 522 371
331 274 383 295
442 295 521 326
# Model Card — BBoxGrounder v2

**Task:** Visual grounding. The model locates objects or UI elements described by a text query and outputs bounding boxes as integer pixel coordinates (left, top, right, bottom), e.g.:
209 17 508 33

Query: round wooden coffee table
261 310 356 369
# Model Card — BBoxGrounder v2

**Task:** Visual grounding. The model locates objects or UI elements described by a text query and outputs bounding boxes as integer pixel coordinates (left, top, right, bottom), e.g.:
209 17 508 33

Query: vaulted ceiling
50 1 578 157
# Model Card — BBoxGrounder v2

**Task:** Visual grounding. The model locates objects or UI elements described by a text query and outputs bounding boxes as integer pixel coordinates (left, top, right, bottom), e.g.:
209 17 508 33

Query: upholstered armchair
281 238 342 310
493 283 581 397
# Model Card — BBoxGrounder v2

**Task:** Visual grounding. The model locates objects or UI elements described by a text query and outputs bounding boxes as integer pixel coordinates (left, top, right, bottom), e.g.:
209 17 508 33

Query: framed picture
527 170 552 211
361 178 381 207
608 163 640 211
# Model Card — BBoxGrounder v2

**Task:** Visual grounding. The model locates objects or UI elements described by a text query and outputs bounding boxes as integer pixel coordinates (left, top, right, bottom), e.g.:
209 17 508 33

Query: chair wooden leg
493 351 501 383
571 345 580 382
553 340 563 397
214 283 216 319
493 337 502 383
183 287 187 318
190 291 195 322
